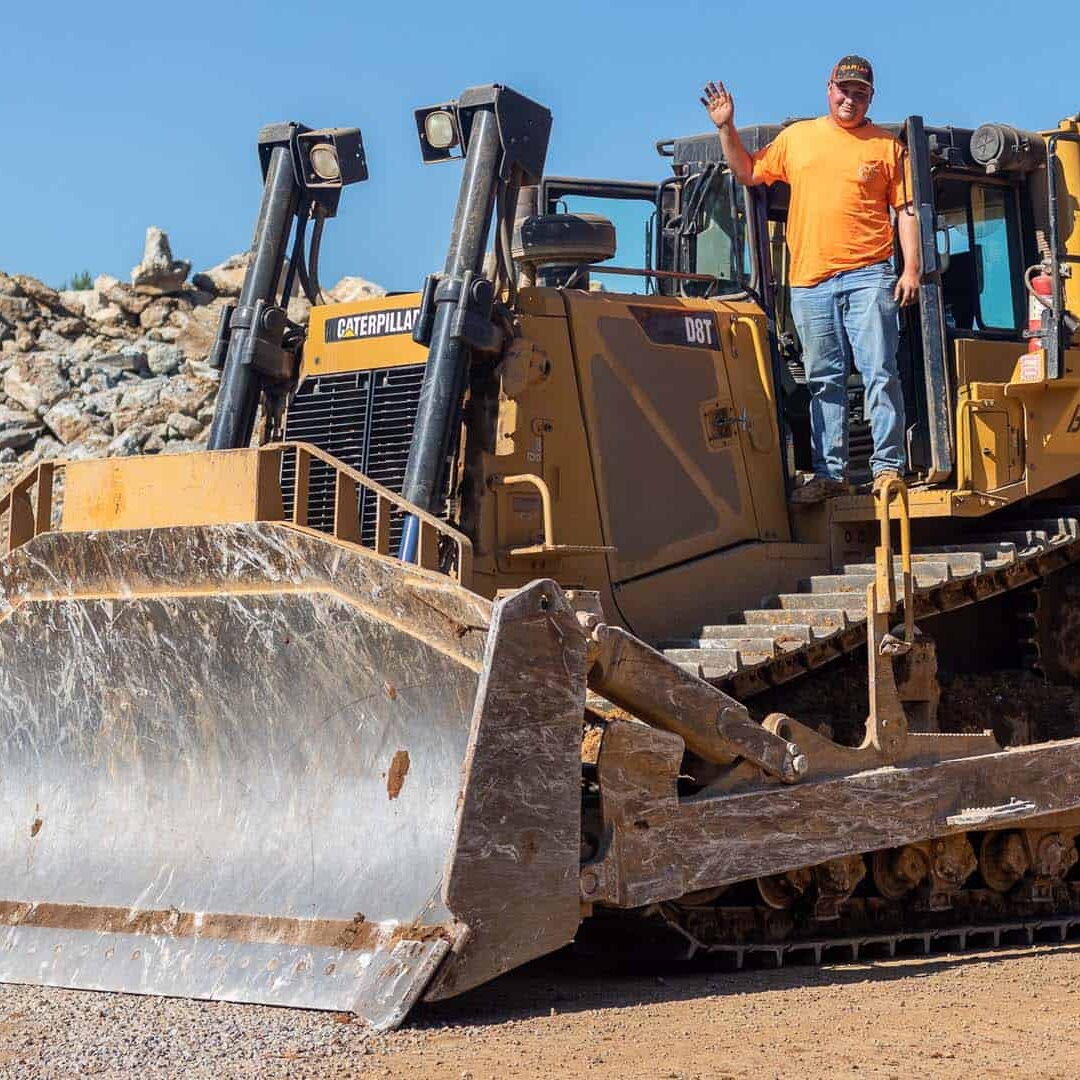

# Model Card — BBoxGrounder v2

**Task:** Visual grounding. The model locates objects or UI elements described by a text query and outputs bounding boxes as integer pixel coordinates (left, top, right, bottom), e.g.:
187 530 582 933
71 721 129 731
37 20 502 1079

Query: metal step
664 637 780 655
846 552 986 576
665 648 740 669
802 574 874 595
743 607 852 631
775 593 868 618
671 651 759 679
914 542 1018 568
700 623 816 645
825 561 954 587
659 516 1080 702
978 529 1051 555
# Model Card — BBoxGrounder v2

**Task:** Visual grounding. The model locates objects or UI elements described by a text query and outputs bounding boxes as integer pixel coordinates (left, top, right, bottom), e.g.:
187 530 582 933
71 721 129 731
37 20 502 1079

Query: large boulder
51 316 86 338
0 295 34 323
92 344 149 375
42 399 104 445
158 372 217 418
138 296 178 331
62 431 113 460
12 276 63 310
146 342 184 376
3 354 70 415
81 386 125 419
169 303 222 360
192 253 249 297
0 274 24 297
58 288 93 316
106 426 149 457
21 433 64 467
325 276 386 304
166 411 203 440
111 377 170 432
0 405 43 452
84 300 128 329
130 227 190 295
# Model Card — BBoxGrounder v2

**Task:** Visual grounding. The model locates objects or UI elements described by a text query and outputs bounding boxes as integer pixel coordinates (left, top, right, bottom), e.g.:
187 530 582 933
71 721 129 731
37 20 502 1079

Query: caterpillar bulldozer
1 85 1080 1030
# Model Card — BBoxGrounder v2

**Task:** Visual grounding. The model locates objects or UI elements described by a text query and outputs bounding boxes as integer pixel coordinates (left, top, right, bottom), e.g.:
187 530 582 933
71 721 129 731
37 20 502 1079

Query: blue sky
2 0 1076 292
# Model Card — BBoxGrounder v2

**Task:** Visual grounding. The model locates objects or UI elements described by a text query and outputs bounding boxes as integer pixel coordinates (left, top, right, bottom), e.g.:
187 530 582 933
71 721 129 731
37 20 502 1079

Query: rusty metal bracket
873 476 915 636
894 629 941 732
0 462 55 554
865 478 914 758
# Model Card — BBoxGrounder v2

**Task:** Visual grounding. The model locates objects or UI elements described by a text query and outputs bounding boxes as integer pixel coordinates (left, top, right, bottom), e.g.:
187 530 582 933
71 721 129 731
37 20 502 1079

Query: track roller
979 832 1029 893
812 855 867 919
756 856 866 918
872 844 931 900
925 835 978 909
757 867 812 910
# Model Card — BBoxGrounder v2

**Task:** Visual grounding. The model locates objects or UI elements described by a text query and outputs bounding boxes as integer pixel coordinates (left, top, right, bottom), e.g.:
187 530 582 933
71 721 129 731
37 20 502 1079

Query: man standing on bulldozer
702 56 920 502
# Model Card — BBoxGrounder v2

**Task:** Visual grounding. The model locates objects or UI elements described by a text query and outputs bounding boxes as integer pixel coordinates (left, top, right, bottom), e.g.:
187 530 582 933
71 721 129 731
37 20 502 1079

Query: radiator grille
281 364 426 548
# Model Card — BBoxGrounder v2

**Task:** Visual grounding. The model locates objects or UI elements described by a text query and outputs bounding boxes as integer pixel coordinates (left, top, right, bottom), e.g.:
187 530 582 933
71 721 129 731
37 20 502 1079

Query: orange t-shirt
751 117 910 287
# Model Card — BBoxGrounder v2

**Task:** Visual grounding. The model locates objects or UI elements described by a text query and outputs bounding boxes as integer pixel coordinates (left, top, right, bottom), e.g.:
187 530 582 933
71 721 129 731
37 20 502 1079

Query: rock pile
0 228 384 490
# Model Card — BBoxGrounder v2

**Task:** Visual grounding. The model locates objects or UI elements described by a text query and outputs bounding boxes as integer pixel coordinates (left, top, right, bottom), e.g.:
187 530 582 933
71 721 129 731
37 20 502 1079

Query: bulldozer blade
0 521 530 1030
422 575 589 1002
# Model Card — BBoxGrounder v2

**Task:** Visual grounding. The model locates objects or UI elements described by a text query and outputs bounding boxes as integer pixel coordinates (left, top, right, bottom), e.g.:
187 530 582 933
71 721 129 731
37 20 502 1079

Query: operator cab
533 117 1057 501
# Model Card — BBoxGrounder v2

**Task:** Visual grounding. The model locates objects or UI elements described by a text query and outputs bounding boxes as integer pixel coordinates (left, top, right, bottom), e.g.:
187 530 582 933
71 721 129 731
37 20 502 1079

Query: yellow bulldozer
1 86 1079 1029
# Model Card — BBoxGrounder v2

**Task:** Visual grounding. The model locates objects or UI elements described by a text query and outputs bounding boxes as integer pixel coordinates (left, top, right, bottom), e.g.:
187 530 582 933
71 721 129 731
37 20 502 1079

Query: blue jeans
790 261 905 480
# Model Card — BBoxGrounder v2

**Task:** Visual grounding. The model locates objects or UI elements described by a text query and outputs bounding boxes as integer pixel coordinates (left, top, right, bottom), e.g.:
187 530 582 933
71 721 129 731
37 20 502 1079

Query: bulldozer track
657 907 1080 969
654 881 1080 970
640 510 1080 978
662 509 1080 700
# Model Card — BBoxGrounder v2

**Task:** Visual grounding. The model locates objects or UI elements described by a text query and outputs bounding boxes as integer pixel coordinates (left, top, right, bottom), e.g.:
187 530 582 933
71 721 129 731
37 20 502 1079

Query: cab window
542 178 659 295
689 172 748 291
935 177 1024 334
972 184 1021 330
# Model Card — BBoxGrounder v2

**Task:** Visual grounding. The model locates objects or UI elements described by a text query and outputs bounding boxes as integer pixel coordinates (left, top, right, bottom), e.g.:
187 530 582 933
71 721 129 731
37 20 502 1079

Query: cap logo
831 55 874 87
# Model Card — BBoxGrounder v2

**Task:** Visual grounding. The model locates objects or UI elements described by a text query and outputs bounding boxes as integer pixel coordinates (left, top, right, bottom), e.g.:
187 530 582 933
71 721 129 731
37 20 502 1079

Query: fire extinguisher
1026 267 1053 353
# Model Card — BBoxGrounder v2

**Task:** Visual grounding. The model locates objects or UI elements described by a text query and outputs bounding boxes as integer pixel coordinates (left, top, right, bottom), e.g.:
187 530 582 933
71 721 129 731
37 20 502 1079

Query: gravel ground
0 941 1077 1078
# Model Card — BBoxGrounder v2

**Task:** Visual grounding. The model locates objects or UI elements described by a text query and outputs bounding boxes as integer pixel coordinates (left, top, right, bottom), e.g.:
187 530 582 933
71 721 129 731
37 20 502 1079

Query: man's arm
701 81 757 186
895 207 921 306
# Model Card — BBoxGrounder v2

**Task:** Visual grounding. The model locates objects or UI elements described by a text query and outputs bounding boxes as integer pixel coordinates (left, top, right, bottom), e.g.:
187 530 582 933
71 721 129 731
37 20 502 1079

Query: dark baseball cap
831 55 874 88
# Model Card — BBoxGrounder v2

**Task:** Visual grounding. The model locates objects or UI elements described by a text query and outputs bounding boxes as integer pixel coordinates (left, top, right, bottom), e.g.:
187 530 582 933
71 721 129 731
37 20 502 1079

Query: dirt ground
1 940 1077 1078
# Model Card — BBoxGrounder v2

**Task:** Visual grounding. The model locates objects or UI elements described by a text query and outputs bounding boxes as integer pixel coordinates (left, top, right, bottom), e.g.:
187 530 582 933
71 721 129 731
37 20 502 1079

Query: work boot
790 475 848 505
871 469 904 496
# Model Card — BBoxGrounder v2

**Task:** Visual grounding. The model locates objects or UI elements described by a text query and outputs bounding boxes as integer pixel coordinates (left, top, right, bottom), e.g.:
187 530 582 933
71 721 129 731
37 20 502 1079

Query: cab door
562 289 765 585
538 175 784 586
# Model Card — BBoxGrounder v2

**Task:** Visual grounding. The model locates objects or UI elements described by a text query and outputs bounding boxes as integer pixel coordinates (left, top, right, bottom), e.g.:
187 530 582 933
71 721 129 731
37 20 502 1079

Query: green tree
58 270 93 291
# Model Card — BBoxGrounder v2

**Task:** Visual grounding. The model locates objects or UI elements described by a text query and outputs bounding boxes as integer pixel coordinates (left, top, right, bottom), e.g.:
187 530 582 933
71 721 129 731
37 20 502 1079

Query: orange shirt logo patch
858 161 880 182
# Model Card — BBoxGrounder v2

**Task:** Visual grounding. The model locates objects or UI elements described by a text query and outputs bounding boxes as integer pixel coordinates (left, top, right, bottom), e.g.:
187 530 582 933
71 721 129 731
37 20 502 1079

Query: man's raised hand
701 81 735 131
